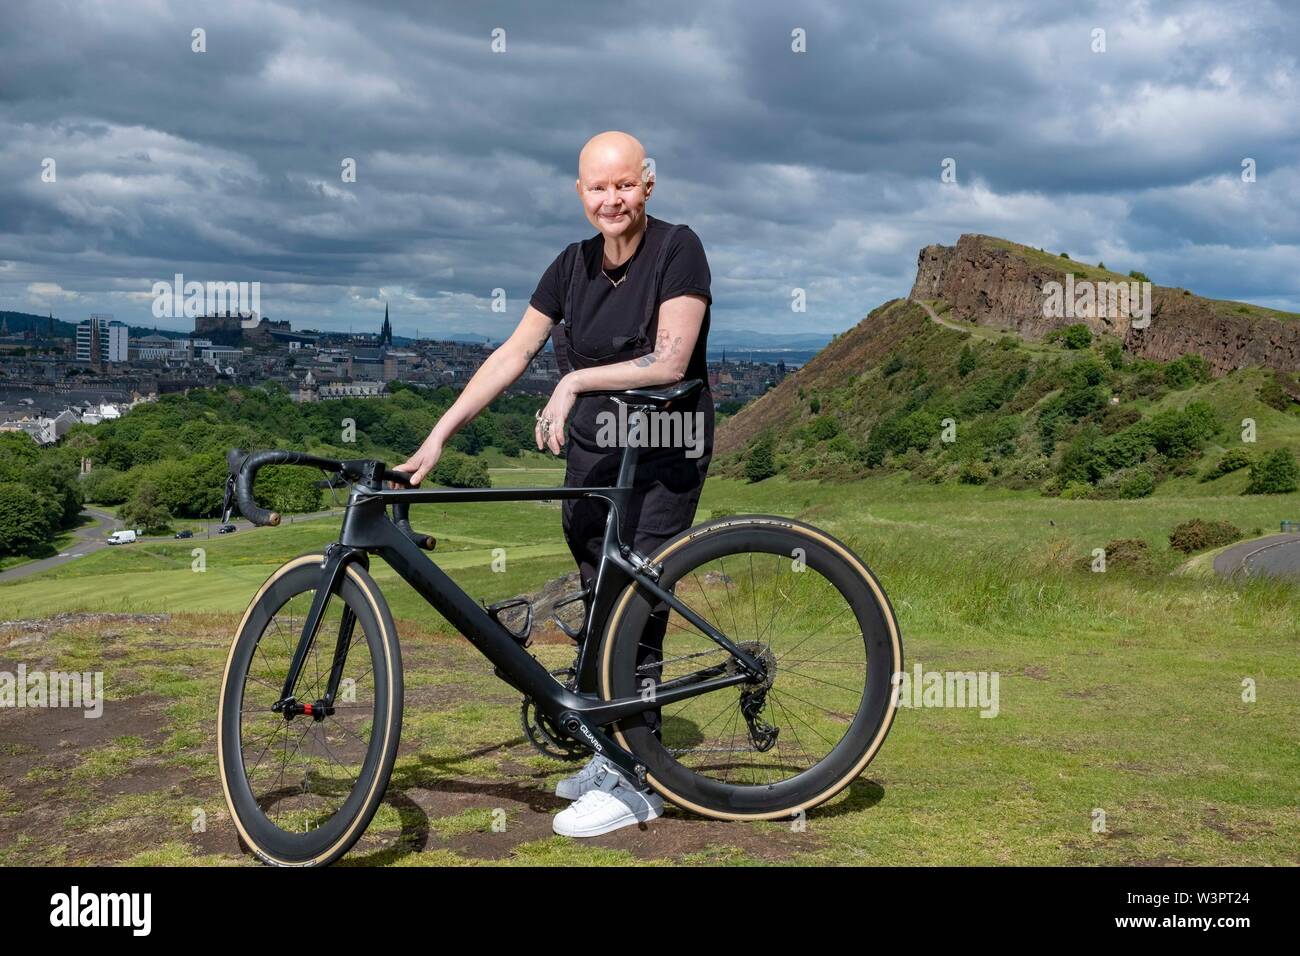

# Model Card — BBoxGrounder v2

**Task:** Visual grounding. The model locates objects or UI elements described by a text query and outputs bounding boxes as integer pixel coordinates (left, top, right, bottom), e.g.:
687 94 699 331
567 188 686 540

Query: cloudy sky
1 0 1297 342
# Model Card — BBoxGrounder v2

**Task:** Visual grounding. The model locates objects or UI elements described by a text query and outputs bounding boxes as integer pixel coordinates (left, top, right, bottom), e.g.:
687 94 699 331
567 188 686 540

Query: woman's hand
392 433 445 487
536 377 578 455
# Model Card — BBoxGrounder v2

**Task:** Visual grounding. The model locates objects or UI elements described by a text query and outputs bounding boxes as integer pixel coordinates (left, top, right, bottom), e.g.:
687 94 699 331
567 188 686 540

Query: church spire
380 302 392 347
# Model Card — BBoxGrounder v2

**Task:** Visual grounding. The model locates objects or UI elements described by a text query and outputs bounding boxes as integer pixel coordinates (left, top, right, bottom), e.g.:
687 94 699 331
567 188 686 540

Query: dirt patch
0 612 172 650
1202 807 1246 843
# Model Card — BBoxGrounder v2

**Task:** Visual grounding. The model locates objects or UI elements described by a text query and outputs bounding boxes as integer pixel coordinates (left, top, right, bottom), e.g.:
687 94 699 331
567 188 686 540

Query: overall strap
561 239 583 333
643 223 685 332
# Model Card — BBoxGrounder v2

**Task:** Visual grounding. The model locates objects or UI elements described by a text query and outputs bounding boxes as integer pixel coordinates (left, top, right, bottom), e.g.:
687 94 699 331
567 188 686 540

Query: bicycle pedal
484 597 532 645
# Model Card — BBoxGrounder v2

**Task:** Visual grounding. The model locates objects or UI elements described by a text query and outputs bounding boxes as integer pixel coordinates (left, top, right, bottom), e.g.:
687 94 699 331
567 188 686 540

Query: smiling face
575 131 654 243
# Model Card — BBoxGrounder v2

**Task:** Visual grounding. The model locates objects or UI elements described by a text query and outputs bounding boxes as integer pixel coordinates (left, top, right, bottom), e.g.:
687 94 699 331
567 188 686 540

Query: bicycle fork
272 543 369 722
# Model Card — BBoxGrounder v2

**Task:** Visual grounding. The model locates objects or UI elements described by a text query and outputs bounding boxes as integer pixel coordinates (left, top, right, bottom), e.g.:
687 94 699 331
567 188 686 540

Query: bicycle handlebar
224 448 436 550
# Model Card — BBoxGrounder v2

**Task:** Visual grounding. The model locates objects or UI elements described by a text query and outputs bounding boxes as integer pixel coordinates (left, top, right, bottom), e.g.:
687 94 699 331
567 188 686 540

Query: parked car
174 529 194 539
107 530 137 545
217 524 237 534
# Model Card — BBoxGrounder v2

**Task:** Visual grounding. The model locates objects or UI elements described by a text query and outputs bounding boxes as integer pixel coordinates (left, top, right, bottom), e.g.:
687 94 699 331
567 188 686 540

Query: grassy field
1 462 1297 866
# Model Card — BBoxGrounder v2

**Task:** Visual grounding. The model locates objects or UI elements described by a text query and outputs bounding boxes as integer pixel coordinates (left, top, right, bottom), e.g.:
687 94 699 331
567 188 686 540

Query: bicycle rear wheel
217 553 402 866
599 516 902 820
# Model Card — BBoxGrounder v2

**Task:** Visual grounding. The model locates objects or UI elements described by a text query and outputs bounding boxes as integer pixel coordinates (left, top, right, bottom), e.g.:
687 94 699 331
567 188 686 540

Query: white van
107 529 138 545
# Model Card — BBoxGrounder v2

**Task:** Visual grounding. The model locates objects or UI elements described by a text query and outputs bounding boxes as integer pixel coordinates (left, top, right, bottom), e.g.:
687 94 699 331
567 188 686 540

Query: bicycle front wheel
599 516 902 820
217 553 403 866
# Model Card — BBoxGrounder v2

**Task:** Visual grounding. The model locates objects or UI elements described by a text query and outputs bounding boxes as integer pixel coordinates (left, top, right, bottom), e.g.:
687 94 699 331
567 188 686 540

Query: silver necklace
602 263 630 288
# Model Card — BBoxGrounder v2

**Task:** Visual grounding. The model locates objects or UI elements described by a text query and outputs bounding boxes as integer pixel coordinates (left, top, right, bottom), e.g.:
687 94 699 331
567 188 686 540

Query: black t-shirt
529 214 712 390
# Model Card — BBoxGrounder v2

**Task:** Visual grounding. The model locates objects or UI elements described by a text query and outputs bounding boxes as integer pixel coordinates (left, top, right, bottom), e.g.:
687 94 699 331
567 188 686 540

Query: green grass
2 470 1297 865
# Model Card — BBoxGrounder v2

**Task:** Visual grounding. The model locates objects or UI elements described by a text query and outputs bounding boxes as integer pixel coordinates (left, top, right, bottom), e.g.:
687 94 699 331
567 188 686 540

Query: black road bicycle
216 379 903 866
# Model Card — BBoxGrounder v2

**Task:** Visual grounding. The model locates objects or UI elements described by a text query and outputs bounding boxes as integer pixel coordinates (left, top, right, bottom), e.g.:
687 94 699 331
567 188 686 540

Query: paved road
1212 533 1300 581
0 507 346 584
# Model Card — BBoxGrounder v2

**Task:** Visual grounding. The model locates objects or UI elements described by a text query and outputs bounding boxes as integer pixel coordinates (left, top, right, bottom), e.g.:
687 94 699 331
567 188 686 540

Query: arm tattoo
526 330 551 360
635 329 684 369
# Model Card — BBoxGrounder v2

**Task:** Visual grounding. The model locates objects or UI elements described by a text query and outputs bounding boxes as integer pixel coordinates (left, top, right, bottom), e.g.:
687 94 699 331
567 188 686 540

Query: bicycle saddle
585 378 704 408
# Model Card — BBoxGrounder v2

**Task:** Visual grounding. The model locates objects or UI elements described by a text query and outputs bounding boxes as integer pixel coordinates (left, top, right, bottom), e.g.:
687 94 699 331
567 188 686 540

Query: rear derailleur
735 641 779 752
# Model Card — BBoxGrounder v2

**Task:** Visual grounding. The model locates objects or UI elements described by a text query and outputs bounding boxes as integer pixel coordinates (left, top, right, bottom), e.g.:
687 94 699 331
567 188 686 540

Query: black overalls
551 223 714 734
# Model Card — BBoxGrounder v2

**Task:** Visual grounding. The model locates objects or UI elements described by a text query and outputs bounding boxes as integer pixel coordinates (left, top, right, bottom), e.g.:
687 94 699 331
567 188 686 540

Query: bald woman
396 131 714 836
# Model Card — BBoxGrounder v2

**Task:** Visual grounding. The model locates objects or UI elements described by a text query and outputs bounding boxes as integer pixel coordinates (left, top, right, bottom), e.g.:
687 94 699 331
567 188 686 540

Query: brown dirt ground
1 612 823 866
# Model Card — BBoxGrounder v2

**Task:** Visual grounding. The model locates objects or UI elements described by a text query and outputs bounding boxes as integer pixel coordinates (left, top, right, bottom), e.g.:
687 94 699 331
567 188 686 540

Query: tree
745 437 777 483
957 345 977 377
120 480 172 534
1245 448 1300 495
255 465 324 513
0 483 55 556
0 432 40 481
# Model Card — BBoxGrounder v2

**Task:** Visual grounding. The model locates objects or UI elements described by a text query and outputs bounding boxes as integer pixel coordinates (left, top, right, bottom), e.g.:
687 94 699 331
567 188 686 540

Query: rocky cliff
908 234 1300 375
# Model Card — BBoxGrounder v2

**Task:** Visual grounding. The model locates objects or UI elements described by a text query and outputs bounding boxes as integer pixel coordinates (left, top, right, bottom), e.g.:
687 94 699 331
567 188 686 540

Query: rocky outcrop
909 234 1300 374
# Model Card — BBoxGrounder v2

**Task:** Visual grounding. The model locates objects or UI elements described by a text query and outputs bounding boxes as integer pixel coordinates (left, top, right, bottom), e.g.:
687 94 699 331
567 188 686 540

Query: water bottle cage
485 597 533 646
552 588 590 640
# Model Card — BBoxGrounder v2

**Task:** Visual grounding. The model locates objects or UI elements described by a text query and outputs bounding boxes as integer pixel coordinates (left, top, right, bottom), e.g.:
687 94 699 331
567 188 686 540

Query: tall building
76 315 128 365
379 302 392 347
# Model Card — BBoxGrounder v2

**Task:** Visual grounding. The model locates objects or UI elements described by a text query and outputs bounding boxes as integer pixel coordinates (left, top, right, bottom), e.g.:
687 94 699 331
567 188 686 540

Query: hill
714 238 1300 500
911 234 1300 374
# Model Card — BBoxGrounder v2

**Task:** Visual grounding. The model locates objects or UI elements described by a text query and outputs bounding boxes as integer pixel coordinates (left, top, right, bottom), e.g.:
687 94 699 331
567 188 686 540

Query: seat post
614 406 649 488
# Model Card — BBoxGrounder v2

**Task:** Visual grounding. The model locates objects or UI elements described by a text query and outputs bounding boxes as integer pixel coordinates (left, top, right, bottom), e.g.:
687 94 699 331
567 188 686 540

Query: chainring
520 695 587 761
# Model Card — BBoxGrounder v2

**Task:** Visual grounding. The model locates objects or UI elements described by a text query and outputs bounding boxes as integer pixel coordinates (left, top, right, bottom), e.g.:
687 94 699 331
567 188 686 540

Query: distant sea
705 348 815 369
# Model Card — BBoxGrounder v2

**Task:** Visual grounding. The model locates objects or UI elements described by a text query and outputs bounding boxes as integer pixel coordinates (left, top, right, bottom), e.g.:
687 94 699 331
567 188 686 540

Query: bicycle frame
269 418 766 786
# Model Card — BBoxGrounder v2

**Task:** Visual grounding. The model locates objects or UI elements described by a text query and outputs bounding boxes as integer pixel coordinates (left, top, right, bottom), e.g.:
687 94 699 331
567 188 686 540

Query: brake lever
220 472 236 524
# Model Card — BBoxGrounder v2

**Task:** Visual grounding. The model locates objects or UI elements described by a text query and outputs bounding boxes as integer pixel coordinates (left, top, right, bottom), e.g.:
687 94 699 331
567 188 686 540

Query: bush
1099 403 1142 435
1059 481 1093 500
1088 538 1154 573
1169 518 1242 554
1148 402 1216 459
1119 469 1155 499
1245 448 1300 495
1129 270 1150 283
958 460 992 485
957 345 977 377
1200 448 1253 482
1061 324 1093 350
806 415 841 441
1163 354 1211 389
1258 377 1293 412
427 451 490 488
1018 456 1052 482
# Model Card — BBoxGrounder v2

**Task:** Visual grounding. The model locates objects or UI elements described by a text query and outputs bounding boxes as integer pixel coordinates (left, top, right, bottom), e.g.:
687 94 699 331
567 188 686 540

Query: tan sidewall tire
598 517 902 821
216 553 401 866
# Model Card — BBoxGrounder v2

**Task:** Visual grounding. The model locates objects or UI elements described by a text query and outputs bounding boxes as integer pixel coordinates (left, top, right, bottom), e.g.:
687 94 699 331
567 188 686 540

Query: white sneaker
555 755 609 801
552 765 663 837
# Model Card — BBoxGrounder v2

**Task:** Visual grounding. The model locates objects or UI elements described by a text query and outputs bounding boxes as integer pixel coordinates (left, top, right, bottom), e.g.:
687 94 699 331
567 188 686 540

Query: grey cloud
0 0 1297 339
